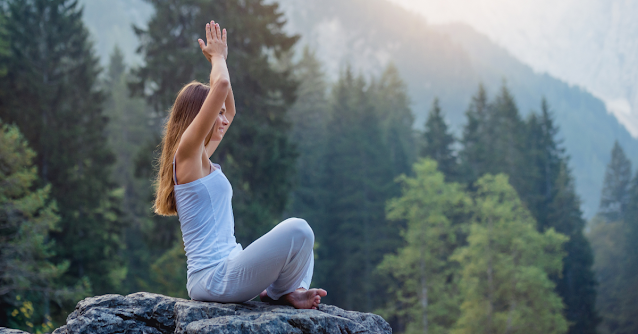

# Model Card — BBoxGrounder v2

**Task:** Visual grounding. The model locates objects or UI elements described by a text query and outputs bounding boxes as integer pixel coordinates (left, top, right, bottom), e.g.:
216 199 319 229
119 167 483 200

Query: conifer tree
452 174 568 334
421 98 458 180
524 99 564 230
459 84 489 184
598 141 632 222
317 68 397 312
0 122 85 328
588 218 624 334
461 91 599 333
131 0 299 245
373 63 416 178
0 0 125 295
548 163 599 334
484 84 527 191
590 162 638 334
618 172 638 333
378 158 471 334
102 46 161 294
285 47 329 225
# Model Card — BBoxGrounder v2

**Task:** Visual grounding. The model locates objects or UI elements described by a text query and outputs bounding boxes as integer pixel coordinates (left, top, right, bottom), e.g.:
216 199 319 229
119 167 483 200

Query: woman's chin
208 135 223 144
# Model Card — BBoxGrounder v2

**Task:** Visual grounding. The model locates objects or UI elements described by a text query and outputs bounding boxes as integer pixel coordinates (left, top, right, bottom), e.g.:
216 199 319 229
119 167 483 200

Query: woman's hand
198 20 227 62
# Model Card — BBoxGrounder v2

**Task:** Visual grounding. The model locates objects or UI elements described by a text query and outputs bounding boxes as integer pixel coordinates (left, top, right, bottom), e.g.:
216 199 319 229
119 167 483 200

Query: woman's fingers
198 38 205 50
222 28 227 45
215 23 222 40
206 22 212 42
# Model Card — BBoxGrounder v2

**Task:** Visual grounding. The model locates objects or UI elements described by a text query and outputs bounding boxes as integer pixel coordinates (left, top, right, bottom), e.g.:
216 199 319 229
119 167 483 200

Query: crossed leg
192 218 327 309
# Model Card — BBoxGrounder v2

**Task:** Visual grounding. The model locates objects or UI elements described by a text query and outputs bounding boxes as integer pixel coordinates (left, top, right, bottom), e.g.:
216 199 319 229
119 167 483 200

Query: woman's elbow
212 78 230 91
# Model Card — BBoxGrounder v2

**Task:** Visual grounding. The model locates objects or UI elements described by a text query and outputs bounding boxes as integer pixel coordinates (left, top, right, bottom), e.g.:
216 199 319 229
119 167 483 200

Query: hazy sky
388 0 638 137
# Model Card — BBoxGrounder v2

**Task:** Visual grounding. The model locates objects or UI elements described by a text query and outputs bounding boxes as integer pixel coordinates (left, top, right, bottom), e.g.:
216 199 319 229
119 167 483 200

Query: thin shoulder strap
172 154 178 185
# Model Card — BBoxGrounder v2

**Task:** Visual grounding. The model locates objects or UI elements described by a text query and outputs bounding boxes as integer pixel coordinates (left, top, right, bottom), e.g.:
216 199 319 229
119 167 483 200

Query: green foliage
372 63 416 178
460 87 599 333
547 163 599 334
315 67 399 312
131 0 300 246
589 146 638 334
284 47 329 224
102 46 166 294
452 174 568 334
8 295 55 334
378 158 471 334
421 98 458 180
0 0 126 300
524 99 564 230
0 8 8 78
598 141 632 222
617 173 638 333
589 219 625 334
460 84 490 184
0 122 87 328
147 239 188 299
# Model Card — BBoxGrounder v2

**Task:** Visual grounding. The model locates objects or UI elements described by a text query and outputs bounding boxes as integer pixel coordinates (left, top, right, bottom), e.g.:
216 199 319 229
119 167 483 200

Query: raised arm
178 21 229 159
205 80 236 157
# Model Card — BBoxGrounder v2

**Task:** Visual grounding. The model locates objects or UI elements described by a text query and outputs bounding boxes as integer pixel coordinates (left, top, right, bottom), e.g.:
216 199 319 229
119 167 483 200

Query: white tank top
173 157 242 279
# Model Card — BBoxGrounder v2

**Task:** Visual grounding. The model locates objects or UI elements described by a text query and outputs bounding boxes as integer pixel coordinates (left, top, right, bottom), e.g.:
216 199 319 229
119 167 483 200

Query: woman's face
207 102 229 143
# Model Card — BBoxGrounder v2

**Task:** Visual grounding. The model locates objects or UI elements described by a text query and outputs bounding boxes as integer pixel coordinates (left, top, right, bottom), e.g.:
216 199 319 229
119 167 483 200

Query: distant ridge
80 0 638 218
274 0 638 218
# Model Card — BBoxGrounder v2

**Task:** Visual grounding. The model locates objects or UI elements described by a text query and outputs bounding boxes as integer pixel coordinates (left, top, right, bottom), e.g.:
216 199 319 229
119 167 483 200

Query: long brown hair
154 81 211 216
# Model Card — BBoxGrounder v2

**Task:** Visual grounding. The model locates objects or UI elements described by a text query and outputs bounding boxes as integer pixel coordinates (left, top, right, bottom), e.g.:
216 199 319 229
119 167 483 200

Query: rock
0 328 29 334
51 292 392 334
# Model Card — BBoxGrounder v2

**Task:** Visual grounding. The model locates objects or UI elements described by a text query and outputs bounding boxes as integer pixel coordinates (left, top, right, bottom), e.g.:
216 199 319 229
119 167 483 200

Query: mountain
79 0 638 218
389 0 638 138
271 0 638 219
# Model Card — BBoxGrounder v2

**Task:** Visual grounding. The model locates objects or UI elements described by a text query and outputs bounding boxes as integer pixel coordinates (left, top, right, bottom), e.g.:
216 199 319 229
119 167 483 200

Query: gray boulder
0 328 29 334
51 292 391 334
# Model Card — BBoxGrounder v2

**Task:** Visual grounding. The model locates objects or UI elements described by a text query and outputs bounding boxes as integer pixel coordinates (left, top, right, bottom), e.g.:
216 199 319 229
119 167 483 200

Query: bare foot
284 288 328 309
259 289 274 303
259 288 328 310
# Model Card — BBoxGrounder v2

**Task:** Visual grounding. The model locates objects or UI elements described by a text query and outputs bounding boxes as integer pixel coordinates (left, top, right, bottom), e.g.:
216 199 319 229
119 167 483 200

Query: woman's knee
280 217 314 244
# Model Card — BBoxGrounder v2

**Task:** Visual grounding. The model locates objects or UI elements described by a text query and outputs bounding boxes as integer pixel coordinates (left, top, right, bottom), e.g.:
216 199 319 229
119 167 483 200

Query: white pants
187 218 314 302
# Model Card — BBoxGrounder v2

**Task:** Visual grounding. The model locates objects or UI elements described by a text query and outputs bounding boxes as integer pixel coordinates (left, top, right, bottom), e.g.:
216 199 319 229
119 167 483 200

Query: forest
0 0 636 334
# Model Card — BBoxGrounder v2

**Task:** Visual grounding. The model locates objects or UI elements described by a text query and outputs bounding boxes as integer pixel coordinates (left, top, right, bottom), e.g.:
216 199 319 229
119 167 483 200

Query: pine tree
461 91 599 333
317 68 397 312
373 63 416 178
102 46 162 294
459 84 490 184
378 158 471 334
590 165 638 334
598 141 632 222
589 217 624 334
618 172 638 333
548 163 599 334
452 174 568 334
0 0 125 296
130 0 299 245
421 97 458 180
484 83 527 192
524 99 564 230
285 47 329 226
0 122 85 329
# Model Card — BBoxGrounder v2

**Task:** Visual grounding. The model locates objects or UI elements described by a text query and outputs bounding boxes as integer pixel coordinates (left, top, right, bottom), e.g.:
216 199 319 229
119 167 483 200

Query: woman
153 20 327 309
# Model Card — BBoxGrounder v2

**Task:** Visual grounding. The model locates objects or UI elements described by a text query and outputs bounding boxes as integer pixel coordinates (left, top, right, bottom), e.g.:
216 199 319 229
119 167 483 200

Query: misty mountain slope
436 23 638 219
390 0 638 137
274 0 638 218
